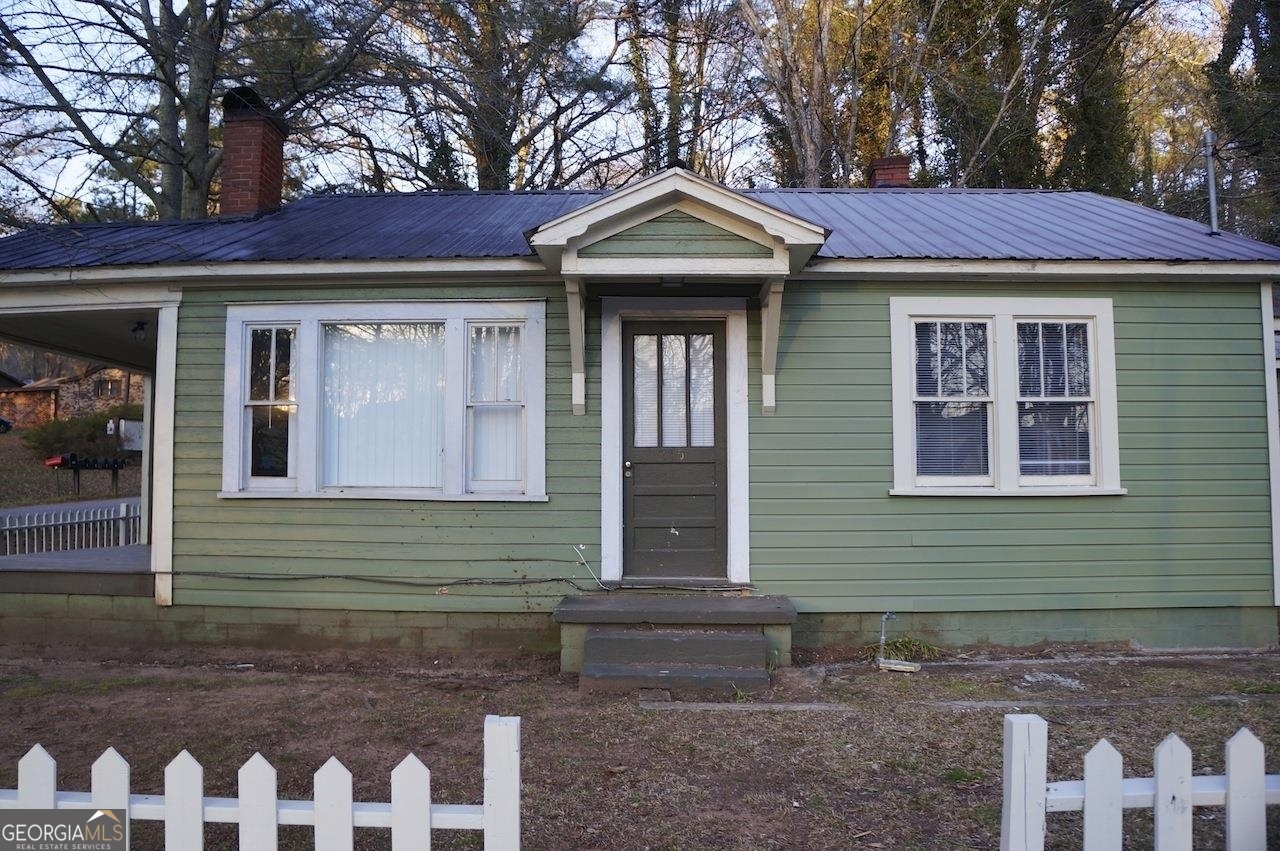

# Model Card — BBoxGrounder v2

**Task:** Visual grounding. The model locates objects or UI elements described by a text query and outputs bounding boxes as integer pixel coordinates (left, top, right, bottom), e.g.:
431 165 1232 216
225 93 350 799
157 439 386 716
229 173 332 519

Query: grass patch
2 673 253 700
861 636 943 662
1237 680 1280 694
941 767 986 784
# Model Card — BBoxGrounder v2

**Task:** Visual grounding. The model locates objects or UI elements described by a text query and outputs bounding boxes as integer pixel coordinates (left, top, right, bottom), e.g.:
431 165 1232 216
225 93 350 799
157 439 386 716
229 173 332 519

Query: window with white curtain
222 301 545 500
468 323 524 490
889 297 1123 495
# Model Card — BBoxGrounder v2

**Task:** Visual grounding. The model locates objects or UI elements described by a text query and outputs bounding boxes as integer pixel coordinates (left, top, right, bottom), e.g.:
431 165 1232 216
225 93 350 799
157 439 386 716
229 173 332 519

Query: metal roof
0 186 1277 271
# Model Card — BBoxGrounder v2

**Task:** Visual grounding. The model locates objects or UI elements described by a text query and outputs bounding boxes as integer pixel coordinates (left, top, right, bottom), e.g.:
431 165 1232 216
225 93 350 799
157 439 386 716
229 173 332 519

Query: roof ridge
300 188 611 201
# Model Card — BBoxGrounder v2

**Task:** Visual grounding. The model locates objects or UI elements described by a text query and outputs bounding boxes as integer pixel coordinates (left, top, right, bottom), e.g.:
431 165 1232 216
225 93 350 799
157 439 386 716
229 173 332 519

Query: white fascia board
0 257 549 288
562 254 792 277
529 168 827 252
798 258 1280 281
0 282 182 311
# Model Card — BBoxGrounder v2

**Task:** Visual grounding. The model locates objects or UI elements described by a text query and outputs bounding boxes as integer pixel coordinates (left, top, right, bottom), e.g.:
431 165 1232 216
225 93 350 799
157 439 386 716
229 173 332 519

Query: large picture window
890 297 1122 495
222 301 545 500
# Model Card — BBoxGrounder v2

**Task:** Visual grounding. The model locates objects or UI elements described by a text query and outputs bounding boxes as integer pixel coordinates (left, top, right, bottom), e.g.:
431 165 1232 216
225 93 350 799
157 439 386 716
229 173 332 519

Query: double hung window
222 301 545 500
890 297 1121 495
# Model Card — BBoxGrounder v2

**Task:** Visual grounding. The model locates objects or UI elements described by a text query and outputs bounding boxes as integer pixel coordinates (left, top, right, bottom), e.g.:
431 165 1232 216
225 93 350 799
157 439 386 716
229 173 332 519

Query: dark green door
622 321 728 579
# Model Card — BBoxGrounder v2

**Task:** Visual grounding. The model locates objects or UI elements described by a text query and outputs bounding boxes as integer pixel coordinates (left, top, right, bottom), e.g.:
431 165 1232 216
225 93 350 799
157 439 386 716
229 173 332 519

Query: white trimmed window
889 297 1123 495
221 301 546 500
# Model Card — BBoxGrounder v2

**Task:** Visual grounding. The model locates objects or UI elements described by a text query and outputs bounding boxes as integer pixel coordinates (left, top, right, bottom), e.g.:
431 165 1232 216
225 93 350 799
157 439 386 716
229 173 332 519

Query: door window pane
633 335 658 448
689 334 714 447
661 334 688 447
322 322 445 488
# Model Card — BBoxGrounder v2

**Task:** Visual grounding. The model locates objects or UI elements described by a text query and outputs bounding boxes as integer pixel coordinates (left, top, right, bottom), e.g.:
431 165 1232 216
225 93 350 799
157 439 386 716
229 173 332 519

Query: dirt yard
0 431 142 507
1 644 1277 850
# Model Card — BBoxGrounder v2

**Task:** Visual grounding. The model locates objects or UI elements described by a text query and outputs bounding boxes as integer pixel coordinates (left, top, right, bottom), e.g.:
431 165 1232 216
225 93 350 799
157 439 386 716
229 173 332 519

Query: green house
2 99 1280 663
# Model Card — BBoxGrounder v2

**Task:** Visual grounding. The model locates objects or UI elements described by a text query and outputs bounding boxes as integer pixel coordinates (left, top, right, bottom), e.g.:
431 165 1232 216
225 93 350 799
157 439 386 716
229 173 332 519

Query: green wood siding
170 284 602 612
169 278 1274 619
578 210 772 257
748 281 1275 614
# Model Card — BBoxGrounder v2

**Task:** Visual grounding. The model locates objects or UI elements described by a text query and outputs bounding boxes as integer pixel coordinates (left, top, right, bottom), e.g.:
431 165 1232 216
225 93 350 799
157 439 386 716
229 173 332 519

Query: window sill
889 487 1127 497
218 489 549 502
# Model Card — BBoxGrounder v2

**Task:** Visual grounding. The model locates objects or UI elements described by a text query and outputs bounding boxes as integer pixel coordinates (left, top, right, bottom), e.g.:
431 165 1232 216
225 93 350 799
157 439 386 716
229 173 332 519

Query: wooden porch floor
0 545 150 573
0 545 152 596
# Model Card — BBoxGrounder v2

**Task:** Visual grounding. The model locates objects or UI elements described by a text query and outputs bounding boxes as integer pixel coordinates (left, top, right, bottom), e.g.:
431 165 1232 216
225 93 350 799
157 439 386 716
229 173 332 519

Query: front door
622 321 728 579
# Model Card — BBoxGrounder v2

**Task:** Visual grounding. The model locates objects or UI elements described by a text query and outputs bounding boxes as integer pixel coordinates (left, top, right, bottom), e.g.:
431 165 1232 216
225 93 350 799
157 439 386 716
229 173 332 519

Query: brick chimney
220 87 288 217
867 155 911 188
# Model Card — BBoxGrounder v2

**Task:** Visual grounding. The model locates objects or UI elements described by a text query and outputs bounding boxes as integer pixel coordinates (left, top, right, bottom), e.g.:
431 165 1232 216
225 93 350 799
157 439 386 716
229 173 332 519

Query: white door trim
601 297 750 583
1261 282 1280 606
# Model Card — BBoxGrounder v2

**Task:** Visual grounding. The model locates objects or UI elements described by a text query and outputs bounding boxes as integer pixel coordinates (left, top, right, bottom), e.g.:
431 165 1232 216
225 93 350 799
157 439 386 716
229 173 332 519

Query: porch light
132 321 148 342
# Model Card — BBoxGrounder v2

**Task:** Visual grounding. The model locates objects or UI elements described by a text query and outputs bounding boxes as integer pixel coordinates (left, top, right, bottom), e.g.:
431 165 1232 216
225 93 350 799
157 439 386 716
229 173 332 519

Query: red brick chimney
867 155 911 188
220 87 288 217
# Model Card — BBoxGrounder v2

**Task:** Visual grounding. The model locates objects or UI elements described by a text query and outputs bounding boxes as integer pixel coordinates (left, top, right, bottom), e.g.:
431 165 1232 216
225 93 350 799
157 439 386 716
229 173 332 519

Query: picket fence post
239 753 278 848
1224 728 1266 849
484 714 522 851
1000 714 1047 851
391 754 432 851
165 750 203 851
315 757 354 851
17 744 56 808
1082 739 1122 850
92 748 131 848
1153 734 1193 851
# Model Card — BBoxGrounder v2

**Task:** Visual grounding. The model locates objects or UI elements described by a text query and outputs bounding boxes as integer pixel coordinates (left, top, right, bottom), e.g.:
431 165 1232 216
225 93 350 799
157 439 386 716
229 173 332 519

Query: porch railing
1 502 141 555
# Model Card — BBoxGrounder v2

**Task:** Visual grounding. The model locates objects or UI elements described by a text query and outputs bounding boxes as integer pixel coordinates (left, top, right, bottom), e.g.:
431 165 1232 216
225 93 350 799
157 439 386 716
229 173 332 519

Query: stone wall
0 388 57 427
57 368 146 418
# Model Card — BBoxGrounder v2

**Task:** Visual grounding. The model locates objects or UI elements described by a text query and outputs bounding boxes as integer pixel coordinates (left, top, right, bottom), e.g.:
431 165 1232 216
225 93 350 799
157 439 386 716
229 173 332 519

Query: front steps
554 594 796 696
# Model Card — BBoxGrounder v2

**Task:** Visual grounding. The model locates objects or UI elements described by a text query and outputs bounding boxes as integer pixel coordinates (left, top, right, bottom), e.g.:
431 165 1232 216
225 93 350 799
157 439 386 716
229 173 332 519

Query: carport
0 279 179 605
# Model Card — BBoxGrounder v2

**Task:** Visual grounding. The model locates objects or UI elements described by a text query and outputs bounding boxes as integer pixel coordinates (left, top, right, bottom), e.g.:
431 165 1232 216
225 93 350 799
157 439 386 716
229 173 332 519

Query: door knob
624 460 632 478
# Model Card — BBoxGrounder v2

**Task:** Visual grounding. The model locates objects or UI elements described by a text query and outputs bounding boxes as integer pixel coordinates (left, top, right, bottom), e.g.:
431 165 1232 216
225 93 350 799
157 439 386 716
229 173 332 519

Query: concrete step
555 593 796 626
579 661 771 695
584 626 767 668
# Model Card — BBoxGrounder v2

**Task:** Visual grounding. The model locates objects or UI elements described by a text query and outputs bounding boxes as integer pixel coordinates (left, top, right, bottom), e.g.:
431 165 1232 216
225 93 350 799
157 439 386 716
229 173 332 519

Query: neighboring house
56 365 145 418
1 88 1279 657
0 365 144 428
0 376 57 428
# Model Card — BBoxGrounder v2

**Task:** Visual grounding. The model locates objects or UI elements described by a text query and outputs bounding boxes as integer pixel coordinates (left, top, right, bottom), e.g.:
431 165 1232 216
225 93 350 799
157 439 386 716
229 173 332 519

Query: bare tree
0 0 394 221
367 1 628 191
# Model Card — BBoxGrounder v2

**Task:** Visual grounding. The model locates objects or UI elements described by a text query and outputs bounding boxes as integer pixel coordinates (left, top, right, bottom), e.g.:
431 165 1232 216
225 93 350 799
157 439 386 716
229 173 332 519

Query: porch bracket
565 277 587 415
760 278 785 415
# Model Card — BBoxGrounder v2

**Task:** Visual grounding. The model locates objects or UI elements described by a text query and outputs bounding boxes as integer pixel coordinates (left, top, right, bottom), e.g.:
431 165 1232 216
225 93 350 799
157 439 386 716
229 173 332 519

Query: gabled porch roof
527 167 830 277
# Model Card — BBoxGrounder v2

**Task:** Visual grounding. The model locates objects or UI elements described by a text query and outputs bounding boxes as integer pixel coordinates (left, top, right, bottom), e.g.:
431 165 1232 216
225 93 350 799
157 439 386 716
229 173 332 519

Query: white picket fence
0 715 520 850
1001 713 1280 850
0 501 140 555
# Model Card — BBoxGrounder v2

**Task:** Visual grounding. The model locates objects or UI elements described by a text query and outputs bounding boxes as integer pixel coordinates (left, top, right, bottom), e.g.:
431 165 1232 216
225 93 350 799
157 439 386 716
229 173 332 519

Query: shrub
22 405 143 459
